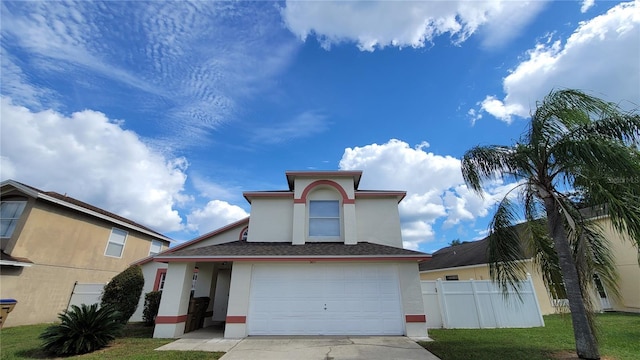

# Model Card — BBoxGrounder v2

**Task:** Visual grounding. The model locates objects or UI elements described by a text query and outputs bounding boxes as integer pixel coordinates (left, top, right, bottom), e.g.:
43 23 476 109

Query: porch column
224 262 251 338
153 262 195 338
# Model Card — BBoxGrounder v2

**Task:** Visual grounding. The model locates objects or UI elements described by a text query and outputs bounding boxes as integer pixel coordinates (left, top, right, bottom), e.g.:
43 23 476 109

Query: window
149 240 163 256
309 200 340 237
445 275 459 281
154 269 167 291
240 227 248 241
1 200 27 238
105 228 128 257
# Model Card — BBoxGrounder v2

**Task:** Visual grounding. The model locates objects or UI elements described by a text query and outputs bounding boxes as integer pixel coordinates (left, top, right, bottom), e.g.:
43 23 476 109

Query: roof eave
153 254 431 262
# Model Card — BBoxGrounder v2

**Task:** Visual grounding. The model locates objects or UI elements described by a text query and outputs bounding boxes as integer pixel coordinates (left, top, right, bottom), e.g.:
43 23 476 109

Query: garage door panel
248 263 404 335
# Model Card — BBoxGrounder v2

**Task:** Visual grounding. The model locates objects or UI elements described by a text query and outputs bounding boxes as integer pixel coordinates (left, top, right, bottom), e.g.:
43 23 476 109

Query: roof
132 217 250 265
0 250 33 267
285 170 363 191
154 240 431 262
419 239 491 271
1 180 172 243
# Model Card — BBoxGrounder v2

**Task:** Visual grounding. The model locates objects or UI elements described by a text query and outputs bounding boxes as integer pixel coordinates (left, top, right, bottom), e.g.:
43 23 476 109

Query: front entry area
247 263 404 335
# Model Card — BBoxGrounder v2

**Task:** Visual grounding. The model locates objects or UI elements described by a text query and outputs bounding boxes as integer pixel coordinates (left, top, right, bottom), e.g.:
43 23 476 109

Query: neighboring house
135 171 431 339
419 216 640 315
0 180 172 327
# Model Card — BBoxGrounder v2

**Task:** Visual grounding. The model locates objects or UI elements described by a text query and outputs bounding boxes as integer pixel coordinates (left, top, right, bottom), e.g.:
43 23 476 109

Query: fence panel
67 282 104 310
421 274 544 329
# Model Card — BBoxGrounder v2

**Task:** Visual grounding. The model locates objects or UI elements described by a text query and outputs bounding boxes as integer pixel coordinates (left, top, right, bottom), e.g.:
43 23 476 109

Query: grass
0 323 222 360
420 312 640 360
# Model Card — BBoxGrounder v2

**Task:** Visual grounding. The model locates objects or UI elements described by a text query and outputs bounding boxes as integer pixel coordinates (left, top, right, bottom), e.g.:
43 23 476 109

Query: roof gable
1 179 172 243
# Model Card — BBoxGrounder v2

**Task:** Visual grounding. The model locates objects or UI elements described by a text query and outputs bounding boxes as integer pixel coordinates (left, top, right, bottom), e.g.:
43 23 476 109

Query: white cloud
186 200 248 234
581 0 596 13
339 139 509 248
281 0 547 51
478 1 639 122
0 98 188 233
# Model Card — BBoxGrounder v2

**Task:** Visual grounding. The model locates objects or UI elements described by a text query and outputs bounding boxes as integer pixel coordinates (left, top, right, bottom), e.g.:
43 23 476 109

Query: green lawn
0 323 222 360
420 312 640 360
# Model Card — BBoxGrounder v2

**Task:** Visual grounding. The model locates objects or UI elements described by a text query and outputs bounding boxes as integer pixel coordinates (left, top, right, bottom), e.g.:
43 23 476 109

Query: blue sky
1 0 639 253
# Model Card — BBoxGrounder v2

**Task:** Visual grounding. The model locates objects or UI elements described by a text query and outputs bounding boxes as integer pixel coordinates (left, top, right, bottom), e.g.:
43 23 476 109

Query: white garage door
248 263 404 335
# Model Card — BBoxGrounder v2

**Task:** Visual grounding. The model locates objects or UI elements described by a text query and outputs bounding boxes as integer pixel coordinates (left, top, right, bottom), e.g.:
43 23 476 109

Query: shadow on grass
14 348 51 359
420 340 558 360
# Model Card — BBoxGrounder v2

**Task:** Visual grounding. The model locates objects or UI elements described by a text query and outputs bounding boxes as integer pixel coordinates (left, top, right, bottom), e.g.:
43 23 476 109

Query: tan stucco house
0 180 172 327
135 170 431 339
419 216 640 315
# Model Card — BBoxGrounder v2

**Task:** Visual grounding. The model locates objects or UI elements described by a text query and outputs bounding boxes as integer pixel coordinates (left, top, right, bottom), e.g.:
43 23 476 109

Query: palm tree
461 89 640 360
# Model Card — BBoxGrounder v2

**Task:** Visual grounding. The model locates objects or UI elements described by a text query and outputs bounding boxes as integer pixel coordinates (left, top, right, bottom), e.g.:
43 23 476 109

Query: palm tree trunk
544 197 600 359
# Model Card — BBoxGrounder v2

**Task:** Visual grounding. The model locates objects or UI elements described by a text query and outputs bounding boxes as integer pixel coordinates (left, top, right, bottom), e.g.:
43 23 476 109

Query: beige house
136 170 431 339
0 180 172 327
419 216 640 315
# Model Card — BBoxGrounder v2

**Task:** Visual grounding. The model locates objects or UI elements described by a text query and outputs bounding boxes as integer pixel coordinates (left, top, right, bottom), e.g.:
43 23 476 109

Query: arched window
240 227 249 241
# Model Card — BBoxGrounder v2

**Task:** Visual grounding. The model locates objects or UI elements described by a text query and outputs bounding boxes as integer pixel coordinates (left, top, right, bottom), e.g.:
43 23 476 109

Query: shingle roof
419 239 491 271
1 180 172 242
155 240 431 261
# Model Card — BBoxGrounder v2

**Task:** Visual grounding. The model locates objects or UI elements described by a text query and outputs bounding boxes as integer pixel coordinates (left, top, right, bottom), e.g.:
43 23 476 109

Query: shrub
40 303 123 356
142 291 162 326
100 265 144 324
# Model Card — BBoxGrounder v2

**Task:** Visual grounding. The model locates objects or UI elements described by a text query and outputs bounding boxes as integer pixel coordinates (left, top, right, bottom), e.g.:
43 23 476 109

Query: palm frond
462 145 517 195
486 196 527 295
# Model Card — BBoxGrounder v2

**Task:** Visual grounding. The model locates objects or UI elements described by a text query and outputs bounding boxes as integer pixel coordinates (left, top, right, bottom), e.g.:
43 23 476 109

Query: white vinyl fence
422 274 545 329
67 282 105 310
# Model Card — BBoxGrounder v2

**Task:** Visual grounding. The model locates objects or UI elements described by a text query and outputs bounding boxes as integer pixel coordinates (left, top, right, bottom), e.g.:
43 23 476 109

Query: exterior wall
224 262 252 338
355 198 403 248
292 177 355 200
595 218 640 312
131 262 168 322
420 261 557 315
0 199 169 327
246 198 293 242
189 222 249 248
397 262 429 338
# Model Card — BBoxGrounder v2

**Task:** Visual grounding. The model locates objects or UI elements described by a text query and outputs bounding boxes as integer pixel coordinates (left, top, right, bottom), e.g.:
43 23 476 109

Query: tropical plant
40 303 123 356
142 291 162 326
461 89 640 360
101 265 145 324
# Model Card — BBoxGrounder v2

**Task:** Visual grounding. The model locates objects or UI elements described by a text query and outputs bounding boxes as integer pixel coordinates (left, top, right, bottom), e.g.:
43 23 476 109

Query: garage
247 263 404 335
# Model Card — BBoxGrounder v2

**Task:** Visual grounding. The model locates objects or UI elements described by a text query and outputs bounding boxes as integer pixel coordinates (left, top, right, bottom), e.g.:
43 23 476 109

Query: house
419 216 640 315
136 170 431 339
0 180 173 327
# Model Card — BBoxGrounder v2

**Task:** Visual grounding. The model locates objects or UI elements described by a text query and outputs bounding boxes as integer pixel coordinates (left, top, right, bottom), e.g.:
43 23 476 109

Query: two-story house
139 171 431 339
0 180 172 327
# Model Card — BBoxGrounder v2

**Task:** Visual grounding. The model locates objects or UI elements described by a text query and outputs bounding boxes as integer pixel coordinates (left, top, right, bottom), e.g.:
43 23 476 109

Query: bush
100 265 144 324
142 291 162 326
40 303 123 356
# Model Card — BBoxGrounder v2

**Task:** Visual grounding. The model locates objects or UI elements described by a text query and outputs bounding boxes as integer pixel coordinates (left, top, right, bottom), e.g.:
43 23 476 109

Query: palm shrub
40 303 123 356
100 265 145 324
142 291 162 326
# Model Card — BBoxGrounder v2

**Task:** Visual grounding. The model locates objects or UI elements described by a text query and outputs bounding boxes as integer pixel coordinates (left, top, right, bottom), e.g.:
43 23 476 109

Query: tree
461 89 640 359
100 265 145 324
449 239 462 246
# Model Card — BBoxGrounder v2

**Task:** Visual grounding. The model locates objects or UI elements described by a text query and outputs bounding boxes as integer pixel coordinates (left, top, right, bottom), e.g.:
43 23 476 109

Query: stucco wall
595 218 640 312
131 262 168 322
247 198 293 242
355 198 403 248
0 199 168 327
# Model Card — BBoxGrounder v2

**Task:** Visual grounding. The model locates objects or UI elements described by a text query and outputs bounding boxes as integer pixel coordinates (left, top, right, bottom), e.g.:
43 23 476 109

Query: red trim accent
155 256 430 263
239 226 249 241
155 315 188 324
405 315 426 323
226 316 246 324
153 268 167 291
298 180 354 204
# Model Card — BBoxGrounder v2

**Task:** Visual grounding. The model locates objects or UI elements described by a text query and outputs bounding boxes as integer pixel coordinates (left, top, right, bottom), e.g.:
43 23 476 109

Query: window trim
308 199 341 239
153 269 167 291
0 199 28 239
149 239 163 256
104 227 128 258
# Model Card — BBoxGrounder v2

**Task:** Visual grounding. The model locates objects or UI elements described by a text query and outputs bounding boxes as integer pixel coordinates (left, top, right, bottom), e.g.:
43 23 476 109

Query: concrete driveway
158 335 440 360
